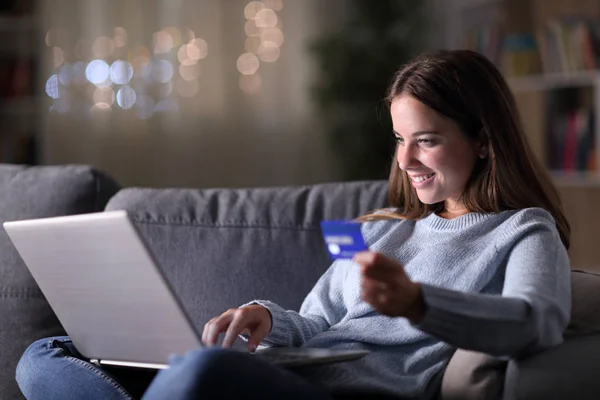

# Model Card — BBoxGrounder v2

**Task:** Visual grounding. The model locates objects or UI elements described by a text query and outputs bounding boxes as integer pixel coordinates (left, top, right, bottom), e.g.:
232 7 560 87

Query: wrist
405 283 427 324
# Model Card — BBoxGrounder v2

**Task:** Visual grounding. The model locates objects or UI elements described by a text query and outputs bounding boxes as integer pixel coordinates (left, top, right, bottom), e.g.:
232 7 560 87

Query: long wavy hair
358 50 570 249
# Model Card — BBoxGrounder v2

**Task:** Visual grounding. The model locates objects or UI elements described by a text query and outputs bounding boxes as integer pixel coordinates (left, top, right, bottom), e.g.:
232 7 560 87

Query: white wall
38 0 346 188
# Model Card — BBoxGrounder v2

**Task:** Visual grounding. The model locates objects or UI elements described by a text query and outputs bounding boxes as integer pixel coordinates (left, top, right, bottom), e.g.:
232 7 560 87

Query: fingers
247 321 271 352
354 251 396 271
222 308 252 348
202 309 235 346
202 307 270 350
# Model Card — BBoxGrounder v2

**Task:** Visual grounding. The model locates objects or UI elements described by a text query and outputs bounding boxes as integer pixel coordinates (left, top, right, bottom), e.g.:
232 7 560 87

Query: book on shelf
547 107 597 172
463 26 540 77
463 24 502 66
537 17 600 74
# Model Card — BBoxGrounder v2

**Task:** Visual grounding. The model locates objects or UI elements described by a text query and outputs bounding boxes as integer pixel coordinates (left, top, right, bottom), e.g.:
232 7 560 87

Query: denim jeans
16 336 336 400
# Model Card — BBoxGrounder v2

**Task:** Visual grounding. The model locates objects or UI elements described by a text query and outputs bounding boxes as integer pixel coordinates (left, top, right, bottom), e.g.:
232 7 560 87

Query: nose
397 143 420 171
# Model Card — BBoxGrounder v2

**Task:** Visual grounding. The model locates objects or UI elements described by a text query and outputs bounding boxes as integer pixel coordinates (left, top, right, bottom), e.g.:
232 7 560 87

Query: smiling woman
359 49 570 248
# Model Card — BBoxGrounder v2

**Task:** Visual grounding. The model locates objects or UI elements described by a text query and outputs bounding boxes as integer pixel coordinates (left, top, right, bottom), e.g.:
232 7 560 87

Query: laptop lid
4 210 202 366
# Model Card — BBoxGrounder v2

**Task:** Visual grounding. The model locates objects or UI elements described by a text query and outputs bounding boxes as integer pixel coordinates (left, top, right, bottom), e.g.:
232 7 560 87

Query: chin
415 191 444 205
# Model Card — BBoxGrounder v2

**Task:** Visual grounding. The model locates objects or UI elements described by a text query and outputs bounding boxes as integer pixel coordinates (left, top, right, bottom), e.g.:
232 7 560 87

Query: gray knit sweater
250 208 571 399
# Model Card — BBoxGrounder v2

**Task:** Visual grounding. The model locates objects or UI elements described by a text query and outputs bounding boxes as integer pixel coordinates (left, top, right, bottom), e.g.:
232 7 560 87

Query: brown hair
358 50 570 249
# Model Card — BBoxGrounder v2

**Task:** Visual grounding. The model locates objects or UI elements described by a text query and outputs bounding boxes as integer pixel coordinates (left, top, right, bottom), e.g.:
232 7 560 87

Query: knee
170 347 244 386
177 347 240 375
15 336 70 394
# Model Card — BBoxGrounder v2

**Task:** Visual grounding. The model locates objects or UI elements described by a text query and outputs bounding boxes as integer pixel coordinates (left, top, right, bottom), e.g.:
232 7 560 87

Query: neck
440 201 469 219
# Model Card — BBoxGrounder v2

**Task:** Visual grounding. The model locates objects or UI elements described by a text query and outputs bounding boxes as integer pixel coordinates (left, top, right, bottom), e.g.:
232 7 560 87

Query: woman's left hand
353 251 426 323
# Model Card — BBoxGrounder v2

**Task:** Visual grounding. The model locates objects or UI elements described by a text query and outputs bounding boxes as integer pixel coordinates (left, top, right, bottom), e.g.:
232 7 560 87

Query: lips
409 172 435 188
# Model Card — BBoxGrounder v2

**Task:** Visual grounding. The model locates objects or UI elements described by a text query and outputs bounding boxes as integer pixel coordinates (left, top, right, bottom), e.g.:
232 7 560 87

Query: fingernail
250 344 257 352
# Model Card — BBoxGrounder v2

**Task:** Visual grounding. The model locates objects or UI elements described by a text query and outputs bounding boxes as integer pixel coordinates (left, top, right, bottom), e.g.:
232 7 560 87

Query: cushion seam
130 218 322 230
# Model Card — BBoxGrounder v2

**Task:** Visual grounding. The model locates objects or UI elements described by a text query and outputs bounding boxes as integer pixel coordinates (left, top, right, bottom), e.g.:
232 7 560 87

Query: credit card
320 220 368 260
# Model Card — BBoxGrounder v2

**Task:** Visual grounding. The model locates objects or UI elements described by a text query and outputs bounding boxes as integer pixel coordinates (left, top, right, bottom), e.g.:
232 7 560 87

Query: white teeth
413 173 434 183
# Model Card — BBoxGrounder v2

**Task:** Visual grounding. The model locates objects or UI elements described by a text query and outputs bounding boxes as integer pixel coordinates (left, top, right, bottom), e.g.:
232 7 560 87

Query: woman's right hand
201 305 272 352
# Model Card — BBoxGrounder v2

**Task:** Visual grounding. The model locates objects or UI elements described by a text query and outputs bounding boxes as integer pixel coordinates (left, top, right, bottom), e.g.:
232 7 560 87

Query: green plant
310 0 427 181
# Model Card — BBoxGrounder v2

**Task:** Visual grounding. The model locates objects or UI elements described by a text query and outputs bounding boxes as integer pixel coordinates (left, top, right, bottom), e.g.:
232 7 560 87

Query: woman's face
390 94 482 214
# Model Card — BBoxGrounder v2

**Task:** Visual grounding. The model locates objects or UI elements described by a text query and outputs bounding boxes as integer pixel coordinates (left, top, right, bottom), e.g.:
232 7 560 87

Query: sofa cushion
442 269 600 400
565 270 600 337
441 350 505 400
503 334 600 400
0 164 120 400
105 181 389 333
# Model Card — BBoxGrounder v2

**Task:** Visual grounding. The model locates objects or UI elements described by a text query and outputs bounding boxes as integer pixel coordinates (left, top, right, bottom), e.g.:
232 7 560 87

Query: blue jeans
16 336 336 400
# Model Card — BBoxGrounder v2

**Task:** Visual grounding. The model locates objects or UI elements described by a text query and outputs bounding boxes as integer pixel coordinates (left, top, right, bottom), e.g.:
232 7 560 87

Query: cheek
428 148 474 180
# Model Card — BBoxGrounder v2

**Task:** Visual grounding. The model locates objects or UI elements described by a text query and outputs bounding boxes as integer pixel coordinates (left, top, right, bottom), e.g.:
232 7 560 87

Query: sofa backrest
0 164 120 400
105 181 389 331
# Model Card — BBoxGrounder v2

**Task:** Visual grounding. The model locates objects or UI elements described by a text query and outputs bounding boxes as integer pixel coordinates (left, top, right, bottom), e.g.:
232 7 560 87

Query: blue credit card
320 220 369 260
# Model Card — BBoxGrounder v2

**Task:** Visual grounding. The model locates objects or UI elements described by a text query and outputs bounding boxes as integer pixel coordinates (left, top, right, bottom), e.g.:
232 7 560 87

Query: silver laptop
3 210 368 369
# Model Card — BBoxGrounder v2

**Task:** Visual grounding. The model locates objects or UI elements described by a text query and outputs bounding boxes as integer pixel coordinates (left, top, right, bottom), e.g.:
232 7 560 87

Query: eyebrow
392 130 440 137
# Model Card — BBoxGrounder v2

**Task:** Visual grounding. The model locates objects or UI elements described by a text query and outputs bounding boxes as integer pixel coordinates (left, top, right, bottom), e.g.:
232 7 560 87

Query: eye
395 136 404 144
418 138 436 147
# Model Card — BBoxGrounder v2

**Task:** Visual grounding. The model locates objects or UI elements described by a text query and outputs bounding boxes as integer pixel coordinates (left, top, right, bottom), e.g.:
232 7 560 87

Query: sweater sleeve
414 218 571 358
241 260 349 347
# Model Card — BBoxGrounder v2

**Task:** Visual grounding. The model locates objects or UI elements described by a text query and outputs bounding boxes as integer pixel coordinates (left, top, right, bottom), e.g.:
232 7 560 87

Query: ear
477 143 488 159
476 131 488 159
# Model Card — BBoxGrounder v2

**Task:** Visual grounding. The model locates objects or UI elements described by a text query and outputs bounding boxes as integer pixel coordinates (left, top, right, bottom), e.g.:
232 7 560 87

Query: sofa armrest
503 334 600 400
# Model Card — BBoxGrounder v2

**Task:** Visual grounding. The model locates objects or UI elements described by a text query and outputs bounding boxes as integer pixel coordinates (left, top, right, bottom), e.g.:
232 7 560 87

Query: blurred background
3 0 600 268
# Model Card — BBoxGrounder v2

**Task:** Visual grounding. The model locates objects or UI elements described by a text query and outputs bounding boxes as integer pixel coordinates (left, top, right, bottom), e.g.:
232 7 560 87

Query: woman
16 50 571 400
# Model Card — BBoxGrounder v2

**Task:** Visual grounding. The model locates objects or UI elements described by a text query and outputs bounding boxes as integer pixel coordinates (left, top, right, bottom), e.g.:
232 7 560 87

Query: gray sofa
2 164 600 400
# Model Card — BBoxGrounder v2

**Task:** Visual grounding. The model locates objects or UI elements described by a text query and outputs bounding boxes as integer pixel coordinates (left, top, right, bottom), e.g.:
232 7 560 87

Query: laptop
3 210 369 370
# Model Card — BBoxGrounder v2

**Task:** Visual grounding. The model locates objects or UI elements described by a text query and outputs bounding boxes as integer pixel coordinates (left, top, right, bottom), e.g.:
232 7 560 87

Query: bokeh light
110 60 134 85
153 30 174 54
72 61 88 85
236 53 260 75
52 47 64 68
86 60 110 85
91 102 112 113
179 64 201 81
152 59 174 83
92 36 116 58
135 95 155 119
116 86 137 110
132 55 152 78
177 45 196 66
239 73 262 94
113 27 128 48
155 98 179 112
244 1 265 19
188 38 208 60
263 0 283 11
260 27 284 47
93 87 116 106
184 28 195 43
45 75 60 99
58 63 73 86
164 26 182 47
257 42 280 62
255 9 278 28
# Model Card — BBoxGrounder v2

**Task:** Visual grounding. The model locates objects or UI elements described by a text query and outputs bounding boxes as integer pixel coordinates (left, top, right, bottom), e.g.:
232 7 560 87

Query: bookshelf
456 0 600 271
456 0 600 188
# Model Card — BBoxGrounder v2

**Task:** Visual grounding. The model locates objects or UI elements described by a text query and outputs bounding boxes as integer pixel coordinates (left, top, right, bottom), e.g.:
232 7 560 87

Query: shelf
551 171 600 187
508 71 600 93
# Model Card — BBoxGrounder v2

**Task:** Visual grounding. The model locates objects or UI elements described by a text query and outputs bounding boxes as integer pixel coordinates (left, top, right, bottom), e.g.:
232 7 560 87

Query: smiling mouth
410 173 435 183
